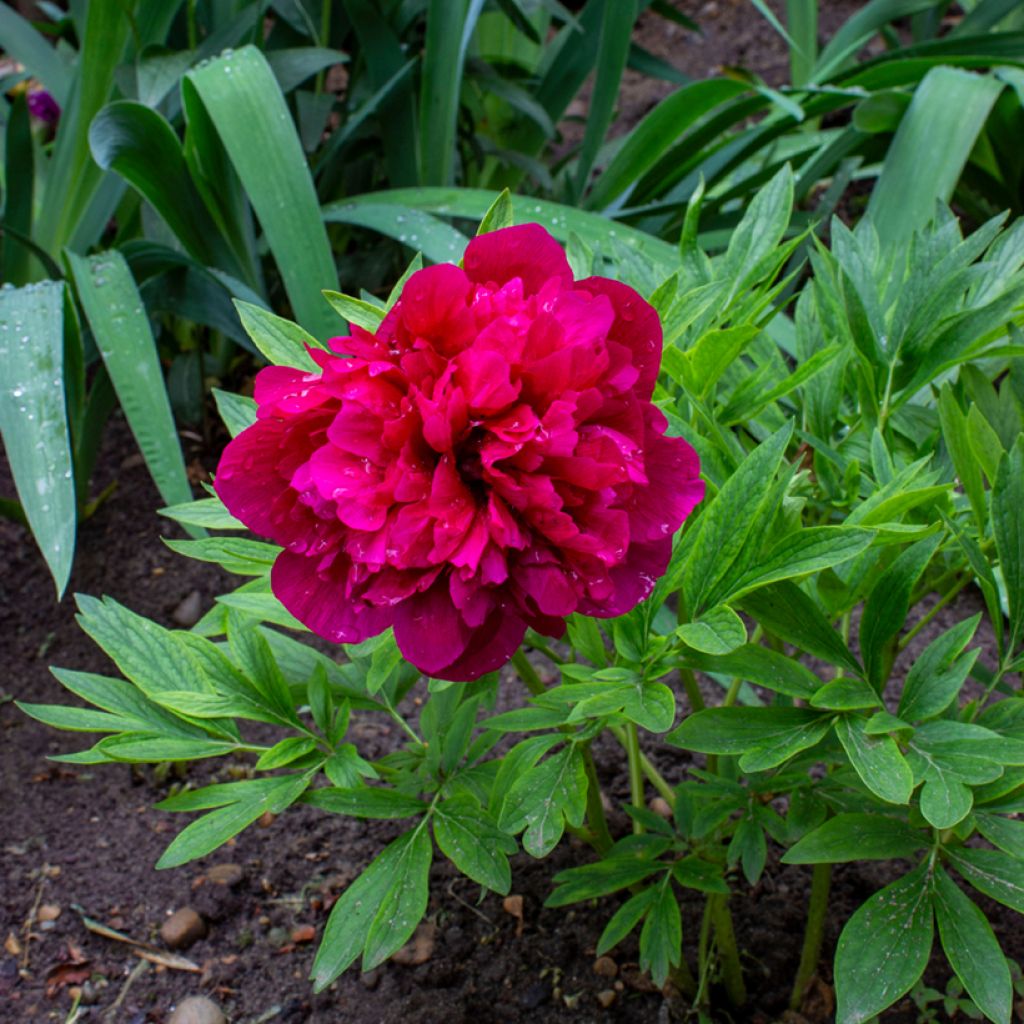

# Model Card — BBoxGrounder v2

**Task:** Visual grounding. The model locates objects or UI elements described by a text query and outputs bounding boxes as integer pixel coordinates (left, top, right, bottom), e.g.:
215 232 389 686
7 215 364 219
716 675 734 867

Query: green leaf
305 786 427 819
969 404 1005 486
667 707 825 757
67 251 194 518
938 386 987 531
574 0 635 198
332 187 677 274
308 664 333 736
739 717 833 773
311 827 428 989
920 773 974 831
640 881 682 988
684 424 793 615
185 46 338 339
362 827 432 969
255 737 317 770
75 595 210 698
867 66 1004 246
946 847 1024 915
898 615 981 723
836 716 914 805
993 438 1024 649
728 526 875 600
933 867 1012 1024
322 290 386 333
810 678 882 711
233 300 322 371
974 813 1024 859
89 101 241 275
419 0 480 186
671 857 730 894
163 537 280 576
548 857 663 907
722 165 795 297
159 497 244 531
157 772 310 869
0 280 75 595
678 645 820 699
596 888 657 956
622 681 676 733
476 189 514 235
17 701 132 734
499 745 587 857
323 201 470 264
783 813 926 864
676 605 746 655
860 534 942 689
213 388 257 437
585 78 748 210
738 582 861 675
433 796 515 894
834 863 934 1024
99 733 240 763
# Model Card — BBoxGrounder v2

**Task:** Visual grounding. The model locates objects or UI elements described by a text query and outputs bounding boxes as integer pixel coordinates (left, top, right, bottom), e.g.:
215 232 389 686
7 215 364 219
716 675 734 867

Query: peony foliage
29 183 1024 1023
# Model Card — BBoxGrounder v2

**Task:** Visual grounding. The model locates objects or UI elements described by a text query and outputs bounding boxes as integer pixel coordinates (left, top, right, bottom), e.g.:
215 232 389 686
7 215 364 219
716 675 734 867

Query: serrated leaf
834 863 933 1024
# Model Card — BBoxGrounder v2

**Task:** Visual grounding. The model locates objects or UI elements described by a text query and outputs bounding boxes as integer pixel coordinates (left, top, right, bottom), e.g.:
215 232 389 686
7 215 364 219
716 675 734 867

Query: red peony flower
215 224 704 681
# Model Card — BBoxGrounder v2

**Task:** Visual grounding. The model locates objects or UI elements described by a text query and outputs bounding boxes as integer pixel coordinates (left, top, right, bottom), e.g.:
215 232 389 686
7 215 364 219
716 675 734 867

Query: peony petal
576 538 672 618
393 578 475 675
271 549 394 644
575 277 661 398
398 264 473 354
463 224 573 295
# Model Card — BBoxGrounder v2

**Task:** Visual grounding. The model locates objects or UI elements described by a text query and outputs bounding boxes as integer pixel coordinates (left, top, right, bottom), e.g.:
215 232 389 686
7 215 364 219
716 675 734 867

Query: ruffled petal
575 277 661 398
271 549 394 644
576 538 672 618
463 224 573 295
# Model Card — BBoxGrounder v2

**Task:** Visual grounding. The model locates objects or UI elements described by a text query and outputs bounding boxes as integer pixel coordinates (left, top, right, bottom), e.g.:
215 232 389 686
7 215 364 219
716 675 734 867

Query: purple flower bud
27 89 60 125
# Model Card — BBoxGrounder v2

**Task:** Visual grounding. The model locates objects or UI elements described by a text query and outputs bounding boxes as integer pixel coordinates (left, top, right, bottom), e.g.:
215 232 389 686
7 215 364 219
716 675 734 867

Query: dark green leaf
783 813 926 864
836 716 914 805
434 796 516 894
946 847 1024 914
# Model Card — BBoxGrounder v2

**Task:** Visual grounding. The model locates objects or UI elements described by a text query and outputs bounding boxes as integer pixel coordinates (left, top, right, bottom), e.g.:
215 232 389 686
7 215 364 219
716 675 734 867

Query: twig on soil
243 1008 282 1024
20 871 47 970
102 958 148 1021
70 905 200 971
446 880 495 926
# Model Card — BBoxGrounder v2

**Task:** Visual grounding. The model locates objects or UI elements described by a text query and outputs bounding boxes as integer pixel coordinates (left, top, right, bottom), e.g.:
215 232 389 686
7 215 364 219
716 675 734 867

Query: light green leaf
185 46 338 339
0 280 74 595
234 300 323 371
993 438 1024 649
68 250 195 520
836 716 914 805
322 290 386 333
433 796 516 894
675 605 746 655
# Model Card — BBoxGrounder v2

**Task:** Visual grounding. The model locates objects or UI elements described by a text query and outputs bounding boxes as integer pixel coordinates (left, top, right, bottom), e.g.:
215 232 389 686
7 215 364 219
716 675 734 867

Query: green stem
625 722 645 833
526 638 566 664
680 667 705 712
696 897 714 1005
610 725 674 803
711 894 747 1007
314 0 332 95
669 947 698 998
511 649 546 697
789 862 832 1011
899 575 970 652
581 743 613 854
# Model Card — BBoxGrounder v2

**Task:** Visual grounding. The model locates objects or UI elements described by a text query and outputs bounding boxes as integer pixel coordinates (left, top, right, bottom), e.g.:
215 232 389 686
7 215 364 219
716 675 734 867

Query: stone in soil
170 589 204 627
160 907 207 950
167 995 226 1024
205 863 244 887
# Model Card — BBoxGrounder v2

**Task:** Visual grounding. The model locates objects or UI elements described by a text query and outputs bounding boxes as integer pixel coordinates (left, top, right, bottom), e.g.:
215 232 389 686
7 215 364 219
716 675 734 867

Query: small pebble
392 922 436 966
167 995 226 1024
650 797 673 819
171 590 203 627
267 926 290 949
161 908 207 950
37 903 61 922
291 924 315 944
206 863 244 888
597 989 617 1008
593 955 618 978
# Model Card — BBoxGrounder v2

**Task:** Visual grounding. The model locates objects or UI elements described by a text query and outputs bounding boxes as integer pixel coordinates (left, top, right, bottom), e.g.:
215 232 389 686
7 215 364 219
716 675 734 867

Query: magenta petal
463 224 573 295
271 549 393 644
434 608 528 682
575 277 661 398
625 430 705 543
393 579 475 675
576 538 672 618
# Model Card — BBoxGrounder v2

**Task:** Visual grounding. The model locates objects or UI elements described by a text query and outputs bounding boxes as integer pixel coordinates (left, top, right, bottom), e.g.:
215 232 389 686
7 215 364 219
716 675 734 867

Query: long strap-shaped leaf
0 4 73 107
67 250 196 526
35 1 130 254
0 282 75 595
867 66 1004 246
184 46 338 339
329 188 678 274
